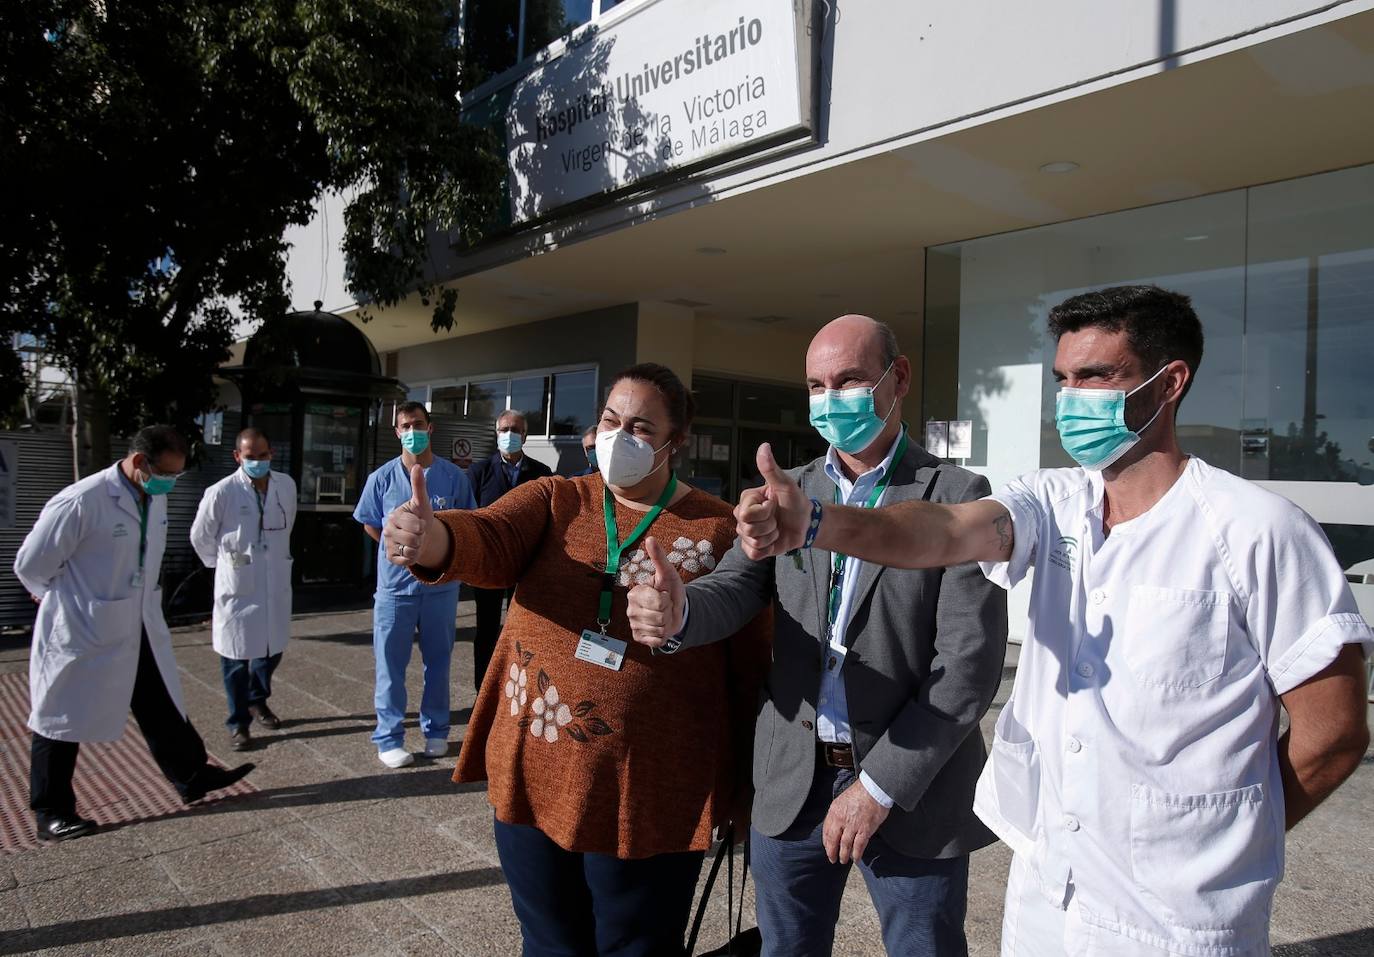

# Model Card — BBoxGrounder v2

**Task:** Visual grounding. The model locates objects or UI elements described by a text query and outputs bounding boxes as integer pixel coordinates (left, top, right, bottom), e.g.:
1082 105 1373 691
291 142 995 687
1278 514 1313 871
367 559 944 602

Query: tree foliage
0 0 503 466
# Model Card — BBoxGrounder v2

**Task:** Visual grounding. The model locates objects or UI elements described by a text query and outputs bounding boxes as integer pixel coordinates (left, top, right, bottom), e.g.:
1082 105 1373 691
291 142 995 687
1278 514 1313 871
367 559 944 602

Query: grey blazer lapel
841 445 939 647
796 462 834 641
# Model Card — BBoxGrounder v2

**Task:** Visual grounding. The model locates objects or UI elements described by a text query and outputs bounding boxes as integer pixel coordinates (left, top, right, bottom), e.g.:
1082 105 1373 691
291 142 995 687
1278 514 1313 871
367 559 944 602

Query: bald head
806 315 901 388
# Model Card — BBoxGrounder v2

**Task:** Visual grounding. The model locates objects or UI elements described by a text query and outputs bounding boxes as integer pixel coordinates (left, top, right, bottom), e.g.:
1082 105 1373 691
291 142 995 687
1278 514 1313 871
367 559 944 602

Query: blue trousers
371 589 458 750
220 652 282 730
751 764 969 957
493 818 704 957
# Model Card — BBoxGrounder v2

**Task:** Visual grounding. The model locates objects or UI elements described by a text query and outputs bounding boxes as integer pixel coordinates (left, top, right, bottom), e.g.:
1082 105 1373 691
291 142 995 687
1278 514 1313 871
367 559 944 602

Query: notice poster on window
947 420 973 459
924 421 948 458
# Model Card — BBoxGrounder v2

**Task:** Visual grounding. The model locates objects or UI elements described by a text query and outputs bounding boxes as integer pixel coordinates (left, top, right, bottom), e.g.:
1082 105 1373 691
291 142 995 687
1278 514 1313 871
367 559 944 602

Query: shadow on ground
0 865 506 954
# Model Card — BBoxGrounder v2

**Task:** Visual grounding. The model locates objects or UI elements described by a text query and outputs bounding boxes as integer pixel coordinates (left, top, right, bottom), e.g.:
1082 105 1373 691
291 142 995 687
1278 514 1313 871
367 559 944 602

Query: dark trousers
219 651 282 729
472 586 513 691
493 818 705 957
30 629 208 819
751 764 969 957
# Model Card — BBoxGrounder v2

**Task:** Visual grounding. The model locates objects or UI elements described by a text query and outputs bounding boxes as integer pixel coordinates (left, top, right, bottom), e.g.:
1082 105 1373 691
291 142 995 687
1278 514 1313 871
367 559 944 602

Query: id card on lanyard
825 430 907 638
578 474 679 672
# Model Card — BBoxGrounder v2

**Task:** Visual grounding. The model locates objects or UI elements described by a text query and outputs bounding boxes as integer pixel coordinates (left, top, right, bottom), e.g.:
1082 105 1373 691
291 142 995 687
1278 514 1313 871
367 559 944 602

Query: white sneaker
378 747 414 769
423 738 449 758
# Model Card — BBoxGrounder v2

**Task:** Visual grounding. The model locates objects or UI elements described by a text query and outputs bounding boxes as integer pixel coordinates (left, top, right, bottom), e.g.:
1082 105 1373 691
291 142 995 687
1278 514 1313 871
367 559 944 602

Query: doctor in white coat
15 425 255 842
191 427 297 751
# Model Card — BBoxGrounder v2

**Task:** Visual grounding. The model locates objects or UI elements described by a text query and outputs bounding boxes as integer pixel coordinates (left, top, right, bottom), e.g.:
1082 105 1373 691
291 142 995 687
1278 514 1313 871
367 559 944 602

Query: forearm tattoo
993 514 1013 558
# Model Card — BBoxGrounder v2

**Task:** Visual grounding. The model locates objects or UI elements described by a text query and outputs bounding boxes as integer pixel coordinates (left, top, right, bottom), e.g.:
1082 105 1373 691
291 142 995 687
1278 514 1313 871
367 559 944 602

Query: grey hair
582 425 598 440
496 409 528 430
875 320 900 368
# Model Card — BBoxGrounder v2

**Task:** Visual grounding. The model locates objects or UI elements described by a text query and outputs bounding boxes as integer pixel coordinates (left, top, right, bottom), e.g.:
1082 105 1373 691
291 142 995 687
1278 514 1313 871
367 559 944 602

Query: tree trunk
72 377 112 480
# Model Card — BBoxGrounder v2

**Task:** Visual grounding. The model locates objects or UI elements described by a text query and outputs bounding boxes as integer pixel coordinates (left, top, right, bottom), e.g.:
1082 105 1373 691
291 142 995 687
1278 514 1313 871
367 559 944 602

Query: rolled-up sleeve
979 474 1042 590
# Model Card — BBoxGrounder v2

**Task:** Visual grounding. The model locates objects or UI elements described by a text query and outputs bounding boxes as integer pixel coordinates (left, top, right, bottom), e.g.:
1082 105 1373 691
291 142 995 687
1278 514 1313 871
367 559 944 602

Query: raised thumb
410 463 431 514
756 442 787 490
644 536 677 591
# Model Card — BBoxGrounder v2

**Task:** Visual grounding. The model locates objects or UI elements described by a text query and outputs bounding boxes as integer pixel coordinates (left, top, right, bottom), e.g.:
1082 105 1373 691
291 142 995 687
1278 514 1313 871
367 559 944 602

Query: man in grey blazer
629 315 1008 957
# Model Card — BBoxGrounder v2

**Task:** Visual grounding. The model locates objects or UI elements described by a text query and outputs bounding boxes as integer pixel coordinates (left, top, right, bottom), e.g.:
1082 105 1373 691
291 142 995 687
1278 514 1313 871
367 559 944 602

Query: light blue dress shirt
818 429 907 808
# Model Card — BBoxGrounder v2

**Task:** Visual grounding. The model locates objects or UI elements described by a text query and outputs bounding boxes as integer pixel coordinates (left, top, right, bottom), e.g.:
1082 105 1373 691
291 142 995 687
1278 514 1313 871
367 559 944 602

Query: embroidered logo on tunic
1050 536 1078 573
510 641 614 744
112 523 128 538
616 538 716 586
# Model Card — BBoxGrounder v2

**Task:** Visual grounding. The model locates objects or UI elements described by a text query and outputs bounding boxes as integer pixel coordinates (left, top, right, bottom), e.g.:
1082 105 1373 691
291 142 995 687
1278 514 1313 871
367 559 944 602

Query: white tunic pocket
988 704 1041 845
1129 782 1275 944
1123 586 1229 690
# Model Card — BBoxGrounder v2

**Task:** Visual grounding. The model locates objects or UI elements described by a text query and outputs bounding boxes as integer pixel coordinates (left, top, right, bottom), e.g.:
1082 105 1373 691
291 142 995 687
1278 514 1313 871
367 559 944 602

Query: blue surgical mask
400 429 430 455
1055 365 1169 471
808 363 898 454
241 458 271 480
497 430 523 454
585 447 597 468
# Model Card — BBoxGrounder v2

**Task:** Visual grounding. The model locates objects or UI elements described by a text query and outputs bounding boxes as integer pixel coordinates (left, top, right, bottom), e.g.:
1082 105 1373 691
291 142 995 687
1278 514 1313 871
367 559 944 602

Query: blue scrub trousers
371 588 459 751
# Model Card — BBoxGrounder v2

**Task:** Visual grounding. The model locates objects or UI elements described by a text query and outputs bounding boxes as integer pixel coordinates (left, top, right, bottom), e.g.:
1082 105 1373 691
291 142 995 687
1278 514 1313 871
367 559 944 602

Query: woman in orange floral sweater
384 363 771 957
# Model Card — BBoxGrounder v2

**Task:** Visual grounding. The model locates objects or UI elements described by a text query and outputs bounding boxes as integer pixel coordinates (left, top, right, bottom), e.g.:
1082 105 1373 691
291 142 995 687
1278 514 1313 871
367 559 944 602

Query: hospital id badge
575 630 627 672
130 571 144 587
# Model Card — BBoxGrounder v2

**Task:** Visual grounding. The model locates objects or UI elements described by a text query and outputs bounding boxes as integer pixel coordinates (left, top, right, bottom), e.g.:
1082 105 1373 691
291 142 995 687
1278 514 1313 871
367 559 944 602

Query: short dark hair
396 401 430 424
610 363 696 440
236 427 269 449
131 425 189 461
1047 285 1204 400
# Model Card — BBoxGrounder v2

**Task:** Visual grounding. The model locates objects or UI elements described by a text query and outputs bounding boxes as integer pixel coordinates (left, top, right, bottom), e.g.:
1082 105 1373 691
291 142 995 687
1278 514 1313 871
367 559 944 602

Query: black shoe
249 702 281 730
36 813 97 842
230 726 252 751
182 762 255 804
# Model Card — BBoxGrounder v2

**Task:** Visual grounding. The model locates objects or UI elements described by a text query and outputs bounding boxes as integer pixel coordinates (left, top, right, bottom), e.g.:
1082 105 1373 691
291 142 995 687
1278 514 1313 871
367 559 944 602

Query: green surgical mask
400 429 430 455
141 472 178 496
1055 365 1169 471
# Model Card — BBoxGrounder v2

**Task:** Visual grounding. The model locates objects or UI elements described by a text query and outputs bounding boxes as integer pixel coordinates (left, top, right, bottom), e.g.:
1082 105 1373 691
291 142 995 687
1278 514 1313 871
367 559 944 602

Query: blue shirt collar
823 427 906 499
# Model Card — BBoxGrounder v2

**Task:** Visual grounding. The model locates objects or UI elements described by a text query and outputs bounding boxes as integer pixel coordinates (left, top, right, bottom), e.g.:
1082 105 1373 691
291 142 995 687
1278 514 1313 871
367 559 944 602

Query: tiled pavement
0 605 1368 956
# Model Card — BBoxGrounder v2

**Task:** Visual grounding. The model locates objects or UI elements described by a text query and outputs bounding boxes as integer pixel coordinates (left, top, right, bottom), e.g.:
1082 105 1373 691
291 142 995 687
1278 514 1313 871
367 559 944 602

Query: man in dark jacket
466 410 552 690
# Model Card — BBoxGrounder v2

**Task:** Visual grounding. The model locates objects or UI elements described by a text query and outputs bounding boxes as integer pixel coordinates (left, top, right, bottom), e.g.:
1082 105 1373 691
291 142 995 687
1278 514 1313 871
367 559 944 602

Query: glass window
551 369 596 436
197 410 223 445
600 0 626 12
1241 164 1374 486
301 404 362 506
431 384 466 416
524 1 593 57
924 190 1248 492
739 381 808 428
468 379 507 424
511 375 550 433
693 376 735 420
461 0 520 92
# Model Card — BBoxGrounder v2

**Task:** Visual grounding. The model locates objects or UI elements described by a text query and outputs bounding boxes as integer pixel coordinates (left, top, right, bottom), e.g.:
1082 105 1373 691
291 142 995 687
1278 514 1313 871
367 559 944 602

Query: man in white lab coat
191 427 298 752
15 425 255 842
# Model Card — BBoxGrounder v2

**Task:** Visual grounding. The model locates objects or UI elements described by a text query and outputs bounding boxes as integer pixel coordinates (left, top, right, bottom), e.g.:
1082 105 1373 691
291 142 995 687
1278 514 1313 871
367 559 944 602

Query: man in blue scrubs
354 401 475 768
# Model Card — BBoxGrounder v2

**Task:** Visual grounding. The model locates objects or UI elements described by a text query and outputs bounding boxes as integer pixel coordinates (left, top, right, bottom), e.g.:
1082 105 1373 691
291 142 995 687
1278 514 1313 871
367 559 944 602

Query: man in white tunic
191 427 298 751
15 425 255 842
733 286 1372 956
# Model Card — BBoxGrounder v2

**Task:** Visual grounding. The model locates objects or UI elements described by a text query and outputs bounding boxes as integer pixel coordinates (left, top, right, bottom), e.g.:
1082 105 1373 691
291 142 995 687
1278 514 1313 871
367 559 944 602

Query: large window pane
923 190 1247 492
431 385 466 416
301 404 362 506
461 0 519 92
523 1 592 59
738 381 808 428
1241 164 1374 486
468 379 507 424
511 375 550 433
693 375 734 420
551 369 596 436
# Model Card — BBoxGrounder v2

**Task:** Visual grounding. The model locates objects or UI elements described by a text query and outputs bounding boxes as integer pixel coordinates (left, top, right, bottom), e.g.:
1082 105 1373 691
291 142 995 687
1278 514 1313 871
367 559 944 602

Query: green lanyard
827 430 908 630
136 496 149 574
255 487 266 544
599 474 678 632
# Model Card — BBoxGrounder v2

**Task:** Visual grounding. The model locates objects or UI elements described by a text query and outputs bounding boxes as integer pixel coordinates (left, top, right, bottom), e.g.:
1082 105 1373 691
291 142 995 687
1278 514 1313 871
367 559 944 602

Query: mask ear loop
1127 364 1173 437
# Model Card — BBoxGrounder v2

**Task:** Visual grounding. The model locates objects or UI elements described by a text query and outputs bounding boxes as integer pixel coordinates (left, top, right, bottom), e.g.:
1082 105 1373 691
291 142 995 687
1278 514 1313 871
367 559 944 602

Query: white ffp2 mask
596 428 669 487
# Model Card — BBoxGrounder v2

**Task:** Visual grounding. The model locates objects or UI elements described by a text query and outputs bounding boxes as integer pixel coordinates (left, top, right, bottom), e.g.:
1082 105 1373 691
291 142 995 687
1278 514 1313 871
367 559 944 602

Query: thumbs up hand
736 443 810 560
385 464 442 567
626 536 686 648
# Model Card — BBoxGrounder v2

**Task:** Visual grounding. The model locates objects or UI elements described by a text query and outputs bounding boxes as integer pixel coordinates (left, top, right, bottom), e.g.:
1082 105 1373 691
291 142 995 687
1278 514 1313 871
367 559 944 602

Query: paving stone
8 825 150 888
159 830 299 894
